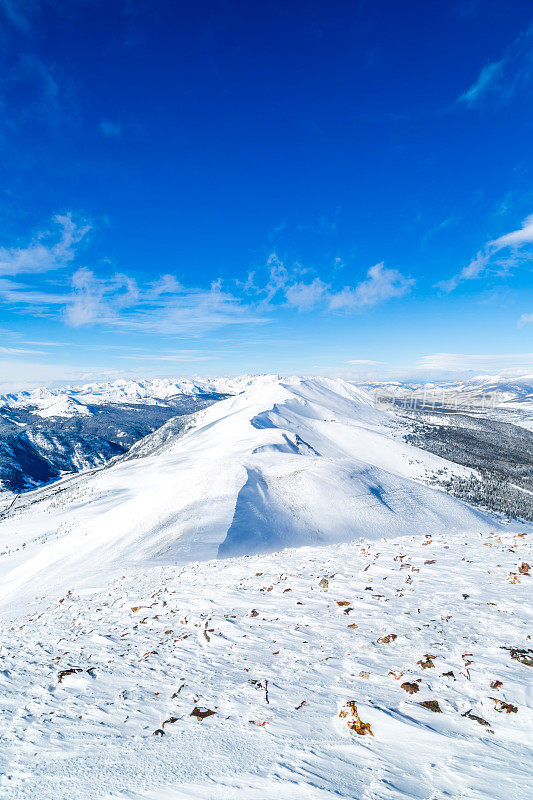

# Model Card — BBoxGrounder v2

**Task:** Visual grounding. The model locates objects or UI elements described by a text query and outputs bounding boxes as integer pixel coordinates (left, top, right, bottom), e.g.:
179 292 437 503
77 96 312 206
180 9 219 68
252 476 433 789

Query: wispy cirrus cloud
0 213 91 314
56 257 414 333
0 0 41 32
458 59 506 106
458 24 533 106
0 277 68 306
0 213 90 277
329 262 414 310
437 213 533 292
0 217 269 335
285 278 329 311
0 345 45 355
518 313 533 328
119 351 217 362
65 268 139 327
64 269 268 334
20 339 69 347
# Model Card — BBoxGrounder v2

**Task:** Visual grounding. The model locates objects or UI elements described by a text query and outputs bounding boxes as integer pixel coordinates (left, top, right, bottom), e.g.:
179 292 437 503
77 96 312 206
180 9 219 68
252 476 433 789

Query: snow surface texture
0 528 531 799
0 376 494 610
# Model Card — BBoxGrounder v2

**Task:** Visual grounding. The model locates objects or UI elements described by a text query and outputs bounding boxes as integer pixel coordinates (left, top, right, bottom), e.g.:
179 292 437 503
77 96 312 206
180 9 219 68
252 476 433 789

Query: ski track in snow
0 528 531 799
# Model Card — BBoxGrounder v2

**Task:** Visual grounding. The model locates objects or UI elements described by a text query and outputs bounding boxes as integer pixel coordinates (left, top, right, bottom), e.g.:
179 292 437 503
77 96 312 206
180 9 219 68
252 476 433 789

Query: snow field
0 527 531 799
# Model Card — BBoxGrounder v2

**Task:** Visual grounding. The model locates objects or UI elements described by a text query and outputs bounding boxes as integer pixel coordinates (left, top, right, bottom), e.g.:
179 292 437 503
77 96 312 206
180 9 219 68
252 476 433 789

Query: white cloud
518 313 533 328
417 352 533 373
328 263 415 310
0 276 68 305
149 274 184 297
63 270 267 335
21 339 68 347
0 345 45 355
260 256 414 313
65 268 108 327
457 24 533 107
0 231 268 334
354 262 415 306
119 351 216 362
0 217 414 337
0 213 90 276
65 268 139 327
492 214 533 248
258 253 290 309
458 60 505 106
438 213 533 291
128 285 267 335
285 277 328 311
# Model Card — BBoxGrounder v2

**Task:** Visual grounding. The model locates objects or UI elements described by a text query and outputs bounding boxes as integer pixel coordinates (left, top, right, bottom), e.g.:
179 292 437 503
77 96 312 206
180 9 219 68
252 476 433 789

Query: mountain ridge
0 375 499 613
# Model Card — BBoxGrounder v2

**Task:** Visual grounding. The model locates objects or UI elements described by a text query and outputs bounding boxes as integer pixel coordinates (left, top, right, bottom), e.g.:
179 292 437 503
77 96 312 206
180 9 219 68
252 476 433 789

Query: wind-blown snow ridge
0 376 498 610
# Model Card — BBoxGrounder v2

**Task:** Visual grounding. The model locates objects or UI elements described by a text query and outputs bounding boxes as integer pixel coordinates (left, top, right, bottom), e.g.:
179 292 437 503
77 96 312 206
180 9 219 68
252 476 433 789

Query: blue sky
0 0 532 390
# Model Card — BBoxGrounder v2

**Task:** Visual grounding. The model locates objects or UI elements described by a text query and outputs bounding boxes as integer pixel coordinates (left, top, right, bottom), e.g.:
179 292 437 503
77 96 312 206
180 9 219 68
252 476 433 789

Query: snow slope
0 376 496 612
30 395 92 419
0 527 530 799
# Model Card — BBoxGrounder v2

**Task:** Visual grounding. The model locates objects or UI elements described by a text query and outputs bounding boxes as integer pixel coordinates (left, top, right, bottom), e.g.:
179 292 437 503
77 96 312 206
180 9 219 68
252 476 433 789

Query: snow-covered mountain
359 373 533 411
0 375 498 611
5 373 531 418
0 378 263 496
0 384 230 495
360 374 533 438
0 375 257 416
0 375 531 800
2 372 529 499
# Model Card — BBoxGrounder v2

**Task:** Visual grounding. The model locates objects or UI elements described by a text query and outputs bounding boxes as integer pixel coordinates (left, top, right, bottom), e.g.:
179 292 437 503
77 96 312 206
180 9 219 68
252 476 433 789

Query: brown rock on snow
190 707 216 720
339 701 373 736
418 700 442 713
491 698 517 714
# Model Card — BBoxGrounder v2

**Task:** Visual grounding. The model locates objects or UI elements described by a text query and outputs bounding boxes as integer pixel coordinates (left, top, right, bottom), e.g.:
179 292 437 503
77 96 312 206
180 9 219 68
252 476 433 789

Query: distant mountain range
358 374 533 404
0 378 241 495
0 375 256 414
